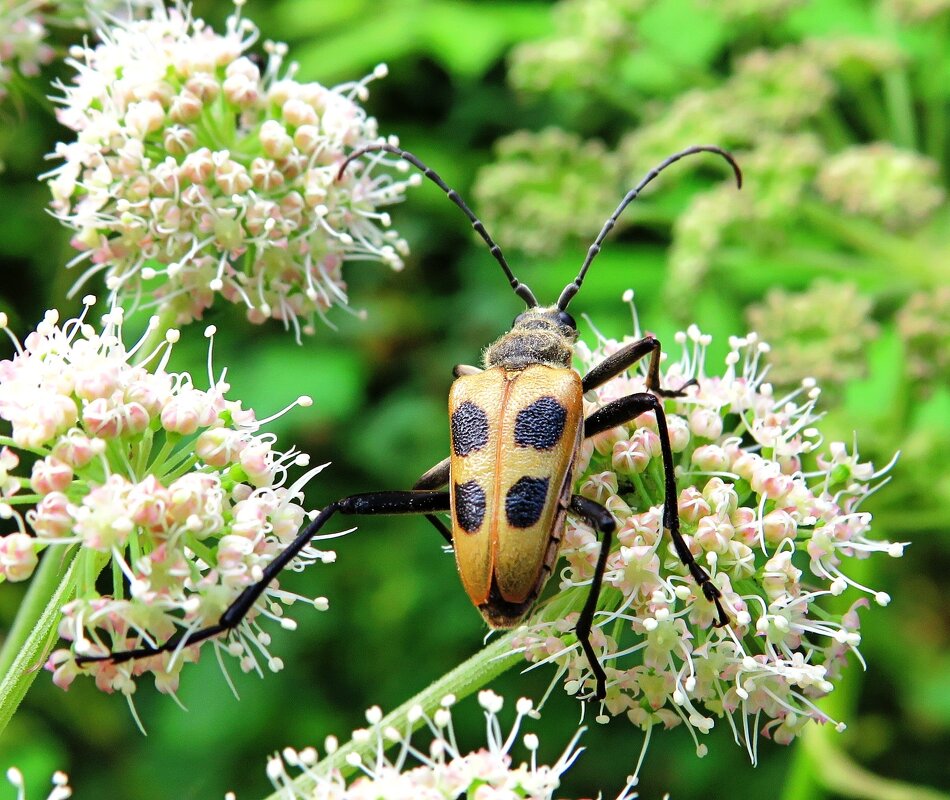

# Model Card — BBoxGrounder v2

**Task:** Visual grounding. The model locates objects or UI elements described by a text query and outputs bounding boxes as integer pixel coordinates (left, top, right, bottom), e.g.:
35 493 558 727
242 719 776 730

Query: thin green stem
0 548 79 738
261 632 524 800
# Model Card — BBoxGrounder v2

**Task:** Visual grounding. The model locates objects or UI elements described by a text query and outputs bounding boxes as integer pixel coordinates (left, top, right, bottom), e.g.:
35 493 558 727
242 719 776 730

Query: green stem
0 548 79 737
876 7 917 150
261 632 524 800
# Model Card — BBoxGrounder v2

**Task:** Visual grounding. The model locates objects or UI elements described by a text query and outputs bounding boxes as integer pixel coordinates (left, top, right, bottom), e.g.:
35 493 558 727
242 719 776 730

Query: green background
0 1 947 798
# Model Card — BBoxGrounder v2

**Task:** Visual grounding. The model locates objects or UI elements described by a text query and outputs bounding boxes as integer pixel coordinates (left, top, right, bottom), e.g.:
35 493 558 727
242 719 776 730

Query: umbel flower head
0 0 54 101
260 692 588 800
0 299 331 707
513 297 902 771
46 1 415 338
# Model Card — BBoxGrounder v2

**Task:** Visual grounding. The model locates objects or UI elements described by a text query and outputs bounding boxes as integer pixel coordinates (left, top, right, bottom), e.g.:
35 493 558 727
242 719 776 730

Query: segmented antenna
338 142 538 308
557 145 742 311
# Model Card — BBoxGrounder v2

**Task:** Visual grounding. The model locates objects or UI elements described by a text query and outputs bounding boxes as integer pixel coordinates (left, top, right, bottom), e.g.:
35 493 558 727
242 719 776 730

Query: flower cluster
0 1 54 101
472 128 620 257
816 144 945 230
512 300 902 772
746 279 878 391
46 1 415 338
0 299 331 703
896 286 950 390
260 692 589 800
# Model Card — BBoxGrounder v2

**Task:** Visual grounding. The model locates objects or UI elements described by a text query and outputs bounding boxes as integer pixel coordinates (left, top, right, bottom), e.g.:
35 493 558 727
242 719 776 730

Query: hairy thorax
482 306 577 371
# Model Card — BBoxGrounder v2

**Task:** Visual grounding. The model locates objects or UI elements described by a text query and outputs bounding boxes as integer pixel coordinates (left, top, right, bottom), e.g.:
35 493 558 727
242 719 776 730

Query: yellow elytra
449 352 583 627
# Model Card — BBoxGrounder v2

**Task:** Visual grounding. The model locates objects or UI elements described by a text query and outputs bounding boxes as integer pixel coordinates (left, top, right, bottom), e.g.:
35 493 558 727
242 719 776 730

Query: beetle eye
556 310 576 330
511 313 527 328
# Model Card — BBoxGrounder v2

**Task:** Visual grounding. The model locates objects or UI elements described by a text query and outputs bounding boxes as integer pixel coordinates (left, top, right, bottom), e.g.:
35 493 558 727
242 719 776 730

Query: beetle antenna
338 142 539 307
556 145 742 311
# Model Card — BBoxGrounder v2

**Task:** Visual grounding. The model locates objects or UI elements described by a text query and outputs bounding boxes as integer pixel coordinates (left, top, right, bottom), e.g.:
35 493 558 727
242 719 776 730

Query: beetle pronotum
80 143 741 701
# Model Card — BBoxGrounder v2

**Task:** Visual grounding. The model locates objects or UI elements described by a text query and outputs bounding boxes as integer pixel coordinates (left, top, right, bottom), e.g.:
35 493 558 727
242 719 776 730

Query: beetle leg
76 490 451 667
581 336 695 396
413 457 453 545
568 495 614 701
452 364 482 378
584 393 729 627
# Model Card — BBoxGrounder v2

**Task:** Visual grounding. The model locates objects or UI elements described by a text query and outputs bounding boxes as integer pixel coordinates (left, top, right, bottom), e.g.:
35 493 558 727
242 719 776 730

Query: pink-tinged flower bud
185 72 220 102
615 545 662 598
617 507 662 547
27 491 72 538
731 451 762 481
170 88 203 123
591 425 625 457
604 493 633 521
282 98 318 127
260 120 293 159
267 79 298 107
31 457 73 496
702 477 738 514
679 486 711 524
223 72 259 107
250 158 284 191
612 437 649 475
688 408 723 440
750 462 794 500
164 125 197 156
806 529 836 561
196 428 239 466
215 159 253 195
271 502 306 542
692 444 729 472
181 147 215 184
125 100 166 138
731 506 757 545
293 124 323 154
763 551 802 601
763 509 797 545
579 471 618 505
0 533 39 581
240 443 273 485
695 515 735 553
73 475 134 551
82 397 121 438
128 475 168 529
667 413 690 452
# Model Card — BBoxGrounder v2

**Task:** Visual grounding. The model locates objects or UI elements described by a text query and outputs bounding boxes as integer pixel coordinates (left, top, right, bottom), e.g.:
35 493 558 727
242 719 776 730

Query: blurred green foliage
0 1 947 799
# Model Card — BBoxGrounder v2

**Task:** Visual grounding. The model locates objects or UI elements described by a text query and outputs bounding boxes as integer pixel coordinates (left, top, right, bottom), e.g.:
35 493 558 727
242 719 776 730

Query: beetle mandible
80 143 741 701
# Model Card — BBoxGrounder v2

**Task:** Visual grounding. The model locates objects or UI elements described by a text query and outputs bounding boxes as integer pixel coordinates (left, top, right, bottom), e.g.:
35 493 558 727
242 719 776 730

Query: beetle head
482 306 577 370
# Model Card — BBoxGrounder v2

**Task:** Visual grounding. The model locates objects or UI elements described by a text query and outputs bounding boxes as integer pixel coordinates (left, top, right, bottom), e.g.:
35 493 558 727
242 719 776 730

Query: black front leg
585 394 728 627
569 495 615 702
77 490 451 666
582 336 694 397
413 457 453 544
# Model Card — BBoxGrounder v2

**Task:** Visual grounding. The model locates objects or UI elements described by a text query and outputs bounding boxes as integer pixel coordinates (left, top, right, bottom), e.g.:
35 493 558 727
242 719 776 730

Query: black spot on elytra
454 480 486 533
514 396 567 450
451 401 489 457
505 476 549 528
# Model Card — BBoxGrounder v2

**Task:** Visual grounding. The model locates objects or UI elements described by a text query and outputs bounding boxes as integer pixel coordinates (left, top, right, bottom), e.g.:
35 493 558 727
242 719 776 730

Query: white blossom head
0 299 332 706
512 296 902 774
262 692 585 800
46 1 413 339
0 1 55 101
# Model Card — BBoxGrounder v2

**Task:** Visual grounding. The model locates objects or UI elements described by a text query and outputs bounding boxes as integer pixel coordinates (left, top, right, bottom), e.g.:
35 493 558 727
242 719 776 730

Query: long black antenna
556 145 742 311
338 142 538 308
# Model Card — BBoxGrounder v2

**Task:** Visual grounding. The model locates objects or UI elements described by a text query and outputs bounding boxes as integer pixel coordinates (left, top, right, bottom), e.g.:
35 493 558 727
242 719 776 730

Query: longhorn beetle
79 144 741 701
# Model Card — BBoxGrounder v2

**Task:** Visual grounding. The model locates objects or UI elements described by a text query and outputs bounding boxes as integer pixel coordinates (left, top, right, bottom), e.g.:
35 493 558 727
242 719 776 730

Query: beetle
80 143 740 701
